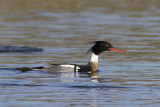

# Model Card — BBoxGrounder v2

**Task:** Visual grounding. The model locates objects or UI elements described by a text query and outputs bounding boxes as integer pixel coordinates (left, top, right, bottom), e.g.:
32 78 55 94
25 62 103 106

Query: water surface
0 0 160 107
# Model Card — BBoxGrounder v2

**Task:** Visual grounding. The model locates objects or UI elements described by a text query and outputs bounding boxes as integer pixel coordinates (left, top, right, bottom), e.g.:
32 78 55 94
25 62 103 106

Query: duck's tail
15 66 44 72
15 67 33 72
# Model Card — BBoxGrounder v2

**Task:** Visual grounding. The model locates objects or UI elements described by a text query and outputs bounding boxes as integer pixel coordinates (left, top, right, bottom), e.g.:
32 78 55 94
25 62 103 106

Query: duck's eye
106 44 109 47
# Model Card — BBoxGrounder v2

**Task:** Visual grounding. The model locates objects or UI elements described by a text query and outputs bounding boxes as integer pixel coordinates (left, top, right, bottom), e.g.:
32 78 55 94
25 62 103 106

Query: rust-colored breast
87 62 98 72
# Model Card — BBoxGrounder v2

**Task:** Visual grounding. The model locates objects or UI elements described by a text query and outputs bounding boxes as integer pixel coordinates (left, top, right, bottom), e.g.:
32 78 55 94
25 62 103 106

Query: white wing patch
75 66 80 72
76 66 80 69
59 64 75 68
33 69 41 71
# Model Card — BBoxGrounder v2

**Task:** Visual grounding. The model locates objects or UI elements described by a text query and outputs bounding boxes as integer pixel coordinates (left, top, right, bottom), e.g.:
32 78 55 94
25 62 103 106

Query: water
0 0 160 106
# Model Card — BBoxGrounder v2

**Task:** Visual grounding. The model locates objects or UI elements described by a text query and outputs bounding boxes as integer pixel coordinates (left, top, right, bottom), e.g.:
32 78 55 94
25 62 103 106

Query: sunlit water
0 0 160 106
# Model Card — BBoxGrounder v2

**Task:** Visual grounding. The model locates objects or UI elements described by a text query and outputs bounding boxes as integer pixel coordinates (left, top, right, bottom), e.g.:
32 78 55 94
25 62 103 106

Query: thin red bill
108 47 126 52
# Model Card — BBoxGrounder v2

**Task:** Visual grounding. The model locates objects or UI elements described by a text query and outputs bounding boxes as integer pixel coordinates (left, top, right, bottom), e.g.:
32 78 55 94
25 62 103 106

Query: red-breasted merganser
16 41 125 73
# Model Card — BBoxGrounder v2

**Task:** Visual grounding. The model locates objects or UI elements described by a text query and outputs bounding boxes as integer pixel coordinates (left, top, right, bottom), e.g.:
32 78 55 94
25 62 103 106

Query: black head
88 41 125 55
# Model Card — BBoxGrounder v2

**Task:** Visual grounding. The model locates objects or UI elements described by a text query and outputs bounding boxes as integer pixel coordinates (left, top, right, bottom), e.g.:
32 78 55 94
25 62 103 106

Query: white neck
89 53 99 63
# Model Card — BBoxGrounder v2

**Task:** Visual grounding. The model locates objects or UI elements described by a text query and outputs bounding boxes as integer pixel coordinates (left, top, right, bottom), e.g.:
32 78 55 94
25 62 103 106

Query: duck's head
88 41 125 55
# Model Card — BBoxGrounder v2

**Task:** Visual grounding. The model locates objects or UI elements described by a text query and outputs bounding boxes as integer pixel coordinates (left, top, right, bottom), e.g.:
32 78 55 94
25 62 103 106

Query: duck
16 41 125 73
